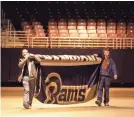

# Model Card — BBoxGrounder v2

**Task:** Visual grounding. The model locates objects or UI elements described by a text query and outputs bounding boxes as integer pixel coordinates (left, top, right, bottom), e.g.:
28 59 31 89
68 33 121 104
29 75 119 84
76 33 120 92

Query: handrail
1 31 134 49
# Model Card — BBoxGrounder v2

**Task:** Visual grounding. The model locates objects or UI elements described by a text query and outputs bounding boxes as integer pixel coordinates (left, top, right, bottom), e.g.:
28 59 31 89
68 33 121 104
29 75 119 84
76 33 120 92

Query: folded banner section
34 54 102 104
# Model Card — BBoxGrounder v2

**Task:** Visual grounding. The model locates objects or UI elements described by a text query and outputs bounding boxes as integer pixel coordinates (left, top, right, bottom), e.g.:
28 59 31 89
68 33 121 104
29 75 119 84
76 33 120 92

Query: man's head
22 49 29 57
103 47 110 59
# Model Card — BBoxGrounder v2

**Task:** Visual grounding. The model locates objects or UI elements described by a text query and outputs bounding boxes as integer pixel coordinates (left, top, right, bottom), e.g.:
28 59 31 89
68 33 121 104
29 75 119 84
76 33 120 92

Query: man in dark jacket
95 48 118 106
18 49 41 109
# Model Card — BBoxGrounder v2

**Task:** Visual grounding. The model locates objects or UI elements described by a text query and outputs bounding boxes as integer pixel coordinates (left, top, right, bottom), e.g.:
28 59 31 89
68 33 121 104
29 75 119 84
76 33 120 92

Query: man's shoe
23 103 31 109
95 100 102 106
104 103 109 106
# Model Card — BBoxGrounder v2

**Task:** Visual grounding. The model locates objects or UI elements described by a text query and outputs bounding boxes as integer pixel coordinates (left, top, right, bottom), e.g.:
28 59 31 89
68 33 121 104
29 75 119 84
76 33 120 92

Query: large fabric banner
34 54 102 104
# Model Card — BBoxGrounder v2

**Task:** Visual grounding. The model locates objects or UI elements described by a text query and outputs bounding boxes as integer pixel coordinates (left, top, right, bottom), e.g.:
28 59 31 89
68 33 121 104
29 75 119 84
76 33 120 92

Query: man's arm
18 54 29 68
111 59 118 79
30 54 41 63
18 58 27 68
34 55 41 62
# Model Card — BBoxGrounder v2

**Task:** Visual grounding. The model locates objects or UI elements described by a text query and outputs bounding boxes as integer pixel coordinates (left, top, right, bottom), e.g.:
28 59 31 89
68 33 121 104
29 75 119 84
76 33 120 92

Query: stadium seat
97 19 106 26
107 33 117 39
88 33 98 38
69 30 78 34
107 26 116 30
59 33 69 37
87 30 96 34
87 26 96 30
98 33 107 38
117 29 126 34
68 26 77 30
87 19 96 26
49 33 59 37
79 33 88 37
97 29 106 34
78 22 86 26
36 32 46 37
34 25 43 30
59 29 68 33
107 29 116 34
58 21 67 26
69 33 79 37
49 29 58 34
68 21 77 26
78 30 87 34
77 26 86 30
48 25 58 29
58 25 67 30
127 29 134 37
117 34 126 38
117 26 126 30
107 19 116 26
97 26 106 30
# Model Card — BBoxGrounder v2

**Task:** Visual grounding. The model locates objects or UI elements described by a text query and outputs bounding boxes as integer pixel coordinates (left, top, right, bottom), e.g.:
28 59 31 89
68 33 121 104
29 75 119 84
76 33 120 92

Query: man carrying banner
18 49 41 109
95 48 118 106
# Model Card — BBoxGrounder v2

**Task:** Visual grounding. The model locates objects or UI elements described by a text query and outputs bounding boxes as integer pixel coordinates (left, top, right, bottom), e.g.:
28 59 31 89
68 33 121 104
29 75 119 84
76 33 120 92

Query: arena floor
1 87 134 117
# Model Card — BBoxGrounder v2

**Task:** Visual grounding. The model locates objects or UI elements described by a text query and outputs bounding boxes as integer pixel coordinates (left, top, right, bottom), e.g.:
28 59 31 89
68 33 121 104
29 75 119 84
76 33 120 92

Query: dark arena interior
1 1 134 117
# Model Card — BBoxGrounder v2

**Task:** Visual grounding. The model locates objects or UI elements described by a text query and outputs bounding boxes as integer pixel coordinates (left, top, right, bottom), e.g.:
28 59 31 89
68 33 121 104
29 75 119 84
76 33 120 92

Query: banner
35 54 102 104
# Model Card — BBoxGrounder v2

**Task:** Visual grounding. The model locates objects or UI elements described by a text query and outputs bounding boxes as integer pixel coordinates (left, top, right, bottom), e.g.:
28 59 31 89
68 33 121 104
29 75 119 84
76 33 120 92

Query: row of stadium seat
21 19 134 38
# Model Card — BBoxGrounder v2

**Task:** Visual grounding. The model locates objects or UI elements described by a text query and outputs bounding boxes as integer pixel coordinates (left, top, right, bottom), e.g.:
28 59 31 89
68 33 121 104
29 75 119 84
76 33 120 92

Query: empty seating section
2 19 133 48
47 19 134 39
22 21 46 37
